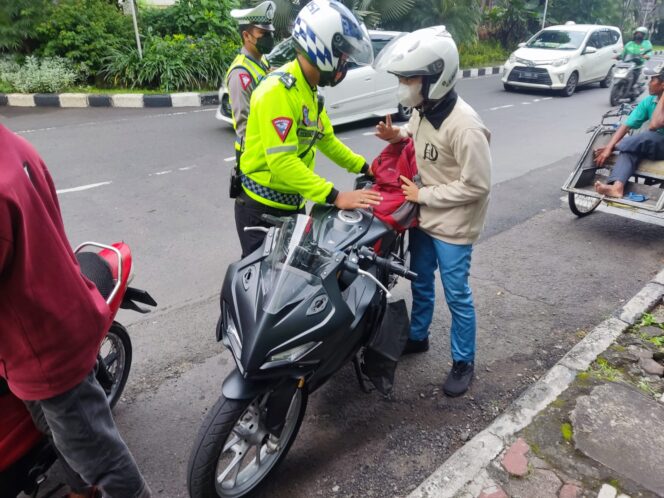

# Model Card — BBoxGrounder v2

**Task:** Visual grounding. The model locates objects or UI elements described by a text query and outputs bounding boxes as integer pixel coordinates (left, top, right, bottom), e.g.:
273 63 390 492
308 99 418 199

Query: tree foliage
0 0 53 53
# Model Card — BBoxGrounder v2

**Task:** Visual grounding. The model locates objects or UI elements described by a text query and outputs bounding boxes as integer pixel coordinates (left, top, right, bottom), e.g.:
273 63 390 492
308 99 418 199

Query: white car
502 24 623 97
216 30 410 127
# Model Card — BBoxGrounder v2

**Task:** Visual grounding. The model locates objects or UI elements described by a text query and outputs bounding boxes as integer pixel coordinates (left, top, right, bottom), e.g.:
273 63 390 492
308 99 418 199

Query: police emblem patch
239 73 253 90
272 117 293 142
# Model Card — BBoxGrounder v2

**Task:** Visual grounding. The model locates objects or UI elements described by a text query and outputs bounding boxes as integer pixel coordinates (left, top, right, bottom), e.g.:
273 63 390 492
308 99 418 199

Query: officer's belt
241 176 303 207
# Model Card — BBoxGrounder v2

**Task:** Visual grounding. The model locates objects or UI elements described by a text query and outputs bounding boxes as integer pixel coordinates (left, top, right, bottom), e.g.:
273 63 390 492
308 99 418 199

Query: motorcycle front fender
222 368 272 400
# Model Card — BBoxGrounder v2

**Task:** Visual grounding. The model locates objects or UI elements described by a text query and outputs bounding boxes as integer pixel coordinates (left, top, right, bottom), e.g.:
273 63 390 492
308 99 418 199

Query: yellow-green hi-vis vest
225 52 270 152
240 59 365 211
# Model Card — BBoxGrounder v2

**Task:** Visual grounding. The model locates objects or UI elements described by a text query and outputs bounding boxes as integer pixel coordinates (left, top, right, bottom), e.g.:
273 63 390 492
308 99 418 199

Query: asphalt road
3 70 664 498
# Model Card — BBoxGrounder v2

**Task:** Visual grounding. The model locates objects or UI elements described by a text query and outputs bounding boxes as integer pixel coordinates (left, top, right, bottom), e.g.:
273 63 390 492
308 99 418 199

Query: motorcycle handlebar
354 246 418 282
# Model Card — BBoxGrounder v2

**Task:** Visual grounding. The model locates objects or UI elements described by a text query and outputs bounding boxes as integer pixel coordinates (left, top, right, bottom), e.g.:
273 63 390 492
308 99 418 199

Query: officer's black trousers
234 191 303 258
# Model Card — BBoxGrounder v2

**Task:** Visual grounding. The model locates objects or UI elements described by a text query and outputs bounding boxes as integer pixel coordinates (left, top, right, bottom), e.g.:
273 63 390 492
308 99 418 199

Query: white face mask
397 81 424 107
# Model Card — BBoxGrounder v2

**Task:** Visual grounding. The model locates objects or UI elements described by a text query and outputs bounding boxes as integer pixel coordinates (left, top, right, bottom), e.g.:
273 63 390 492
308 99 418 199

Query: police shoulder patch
272 117 293 142
238 72 253 90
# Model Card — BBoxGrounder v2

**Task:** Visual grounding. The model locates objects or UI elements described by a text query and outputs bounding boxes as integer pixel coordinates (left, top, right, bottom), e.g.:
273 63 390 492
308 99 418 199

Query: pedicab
562 104 664 224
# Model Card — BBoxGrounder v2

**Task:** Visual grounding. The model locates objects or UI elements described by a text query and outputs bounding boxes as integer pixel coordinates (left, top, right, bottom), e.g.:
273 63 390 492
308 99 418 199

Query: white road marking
522 102 532 105
56 181 111 194
362 131 376 136
224 156 235 162
178 165 197 171
542 97 553 100
151 170 172 176
16 126 58 134
489 104 514 111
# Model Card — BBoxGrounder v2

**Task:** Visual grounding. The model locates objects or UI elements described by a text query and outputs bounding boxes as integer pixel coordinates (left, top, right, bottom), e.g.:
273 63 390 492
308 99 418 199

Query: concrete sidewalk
410 269 664 498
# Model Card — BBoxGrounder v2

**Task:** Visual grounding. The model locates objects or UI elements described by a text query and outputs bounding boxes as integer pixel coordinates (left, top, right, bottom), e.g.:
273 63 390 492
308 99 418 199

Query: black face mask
254 32 275 55
635 35 645 43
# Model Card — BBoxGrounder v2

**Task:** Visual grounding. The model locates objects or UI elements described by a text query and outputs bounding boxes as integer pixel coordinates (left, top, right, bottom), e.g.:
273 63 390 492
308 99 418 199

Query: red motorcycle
0 241 156 498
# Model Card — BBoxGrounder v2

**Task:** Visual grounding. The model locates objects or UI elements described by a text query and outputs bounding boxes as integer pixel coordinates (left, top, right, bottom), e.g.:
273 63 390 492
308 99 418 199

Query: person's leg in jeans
596 131 664 197
432 239 476 396
406 228 438 352
27 371 150 498
24 402 93 496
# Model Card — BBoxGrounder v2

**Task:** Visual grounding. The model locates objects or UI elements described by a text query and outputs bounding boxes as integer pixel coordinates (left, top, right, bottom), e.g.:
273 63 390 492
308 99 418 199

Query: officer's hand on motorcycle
375 114 402 143
334 190 382 210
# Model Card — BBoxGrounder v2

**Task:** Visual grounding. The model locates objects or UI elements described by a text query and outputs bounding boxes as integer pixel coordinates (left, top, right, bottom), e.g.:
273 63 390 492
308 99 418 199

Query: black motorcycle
187 204 416 498
610 53 646 106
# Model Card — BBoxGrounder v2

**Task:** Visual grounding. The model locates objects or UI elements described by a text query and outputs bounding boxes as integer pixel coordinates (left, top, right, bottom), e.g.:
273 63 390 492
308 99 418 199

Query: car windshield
526 30 586 50
260 215 334 314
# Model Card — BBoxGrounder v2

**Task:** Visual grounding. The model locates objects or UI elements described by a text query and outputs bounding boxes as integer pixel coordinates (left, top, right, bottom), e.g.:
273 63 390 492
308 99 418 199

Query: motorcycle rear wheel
98 322 132 409
610 81 625 106
187 388 307 498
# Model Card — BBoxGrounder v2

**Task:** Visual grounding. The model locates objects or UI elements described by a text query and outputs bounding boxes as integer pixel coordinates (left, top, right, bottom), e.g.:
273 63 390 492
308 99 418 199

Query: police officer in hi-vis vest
234 0 383 258
227 1 276 168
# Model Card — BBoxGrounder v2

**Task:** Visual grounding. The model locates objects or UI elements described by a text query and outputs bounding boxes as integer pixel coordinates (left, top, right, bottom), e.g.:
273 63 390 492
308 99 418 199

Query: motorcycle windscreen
260 215 334 314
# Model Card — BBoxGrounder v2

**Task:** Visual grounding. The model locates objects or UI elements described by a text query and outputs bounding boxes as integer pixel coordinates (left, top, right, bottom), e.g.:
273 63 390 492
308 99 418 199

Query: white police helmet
292 0 373 87
373 26 459 101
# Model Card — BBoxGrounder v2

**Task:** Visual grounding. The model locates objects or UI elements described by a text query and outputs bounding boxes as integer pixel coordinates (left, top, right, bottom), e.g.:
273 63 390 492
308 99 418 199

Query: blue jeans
609 130 664 184
409 228 476 363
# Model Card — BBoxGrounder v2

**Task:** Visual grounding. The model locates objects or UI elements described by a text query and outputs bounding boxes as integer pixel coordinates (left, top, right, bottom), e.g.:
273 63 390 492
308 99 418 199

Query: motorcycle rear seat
76 252 114 300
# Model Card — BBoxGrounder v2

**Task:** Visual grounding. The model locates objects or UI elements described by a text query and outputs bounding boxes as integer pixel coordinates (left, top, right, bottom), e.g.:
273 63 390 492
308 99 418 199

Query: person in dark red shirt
0 124 151 498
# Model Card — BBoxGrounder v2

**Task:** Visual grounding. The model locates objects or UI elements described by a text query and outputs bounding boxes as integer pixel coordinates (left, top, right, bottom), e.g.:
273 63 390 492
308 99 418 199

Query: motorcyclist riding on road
619 26 653 93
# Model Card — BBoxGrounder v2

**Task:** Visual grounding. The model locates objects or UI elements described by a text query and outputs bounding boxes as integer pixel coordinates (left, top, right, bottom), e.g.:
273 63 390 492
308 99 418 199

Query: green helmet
635 26 649 37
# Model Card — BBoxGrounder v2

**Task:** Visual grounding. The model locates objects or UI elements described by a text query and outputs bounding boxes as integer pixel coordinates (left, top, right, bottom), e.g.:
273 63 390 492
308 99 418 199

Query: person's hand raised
375 114 401 143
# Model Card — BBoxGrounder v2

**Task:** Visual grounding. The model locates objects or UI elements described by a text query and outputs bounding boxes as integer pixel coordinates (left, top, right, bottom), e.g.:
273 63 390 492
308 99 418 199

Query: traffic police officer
235 0 382 257
227 1 276 168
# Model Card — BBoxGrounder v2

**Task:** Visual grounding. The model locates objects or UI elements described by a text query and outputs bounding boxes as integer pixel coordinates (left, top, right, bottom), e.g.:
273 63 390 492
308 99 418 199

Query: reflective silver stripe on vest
266 145 298 155
242 176 303 207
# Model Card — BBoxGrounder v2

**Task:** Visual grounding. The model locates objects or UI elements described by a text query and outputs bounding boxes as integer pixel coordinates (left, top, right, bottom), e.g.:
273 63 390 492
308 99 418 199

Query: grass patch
577 371 591 382
589 357 622 382
459 40 508 69
561 422 573 442
638 313 663 329
638 379 659 397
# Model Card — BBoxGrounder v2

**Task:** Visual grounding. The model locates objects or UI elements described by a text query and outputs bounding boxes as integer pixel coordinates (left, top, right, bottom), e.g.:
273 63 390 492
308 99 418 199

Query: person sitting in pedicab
594 63 664 198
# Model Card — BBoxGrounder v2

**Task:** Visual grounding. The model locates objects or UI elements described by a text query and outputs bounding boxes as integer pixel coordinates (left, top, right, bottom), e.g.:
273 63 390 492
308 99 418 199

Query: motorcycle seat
76 252 114 300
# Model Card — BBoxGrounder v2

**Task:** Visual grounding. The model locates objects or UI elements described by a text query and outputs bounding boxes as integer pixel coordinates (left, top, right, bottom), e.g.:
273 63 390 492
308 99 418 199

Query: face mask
254 32 275 54
397 81 424 107
635 35 645 43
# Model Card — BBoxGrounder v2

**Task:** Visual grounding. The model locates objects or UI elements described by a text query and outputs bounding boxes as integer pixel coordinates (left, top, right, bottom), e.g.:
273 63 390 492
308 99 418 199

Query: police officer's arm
417 128 491 208
316 109 366 173
227 67 255 143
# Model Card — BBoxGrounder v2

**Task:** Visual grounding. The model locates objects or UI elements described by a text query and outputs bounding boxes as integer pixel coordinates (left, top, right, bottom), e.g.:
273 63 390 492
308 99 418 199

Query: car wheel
396 103 412 121
503 83 515 92
600 66 614 88
221 95 232 118
560 72 579 97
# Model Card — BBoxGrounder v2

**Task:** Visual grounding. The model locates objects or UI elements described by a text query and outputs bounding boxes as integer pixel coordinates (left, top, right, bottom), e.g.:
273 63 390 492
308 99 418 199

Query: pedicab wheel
98 322 132 409
568 192 601 217
187 388 307 498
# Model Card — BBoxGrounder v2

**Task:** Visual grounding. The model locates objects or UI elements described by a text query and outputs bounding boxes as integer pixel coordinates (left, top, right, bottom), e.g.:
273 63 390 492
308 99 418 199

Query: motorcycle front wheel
610 81 625 106
187 388 307 498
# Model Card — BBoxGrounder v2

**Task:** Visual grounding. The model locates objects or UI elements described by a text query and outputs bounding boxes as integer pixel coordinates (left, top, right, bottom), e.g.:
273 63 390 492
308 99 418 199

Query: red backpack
369 138 419 232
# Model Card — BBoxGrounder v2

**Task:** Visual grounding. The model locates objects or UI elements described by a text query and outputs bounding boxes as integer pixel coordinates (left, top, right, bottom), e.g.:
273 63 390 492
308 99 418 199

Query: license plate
522 71 537 79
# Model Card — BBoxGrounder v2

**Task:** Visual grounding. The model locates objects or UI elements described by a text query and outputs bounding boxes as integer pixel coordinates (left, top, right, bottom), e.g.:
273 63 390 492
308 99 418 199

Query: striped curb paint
0 65 505 109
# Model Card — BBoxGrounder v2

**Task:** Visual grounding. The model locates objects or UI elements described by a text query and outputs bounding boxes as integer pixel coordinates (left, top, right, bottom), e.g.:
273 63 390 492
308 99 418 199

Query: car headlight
516 57 531 66
508 53 516 63
260 341 320 369
552 58 569 67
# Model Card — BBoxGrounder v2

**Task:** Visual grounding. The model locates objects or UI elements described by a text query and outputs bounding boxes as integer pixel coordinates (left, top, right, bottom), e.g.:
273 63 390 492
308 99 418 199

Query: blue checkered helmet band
293 17 334 71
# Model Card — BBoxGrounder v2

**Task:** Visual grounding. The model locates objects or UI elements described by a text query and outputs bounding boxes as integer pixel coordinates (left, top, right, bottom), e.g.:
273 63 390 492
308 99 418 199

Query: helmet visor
332 21 373 66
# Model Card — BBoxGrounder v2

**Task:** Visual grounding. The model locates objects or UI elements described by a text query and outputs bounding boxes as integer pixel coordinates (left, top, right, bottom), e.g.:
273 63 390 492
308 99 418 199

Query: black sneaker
402 338 429 356
442 361 474 397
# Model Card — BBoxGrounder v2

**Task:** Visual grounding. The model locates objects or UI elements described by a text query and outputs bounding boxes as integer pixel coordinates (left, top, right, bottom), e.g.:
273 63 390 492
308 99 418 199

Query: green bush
1 56 81 93
102 34 238 92
36 0 133 75
459 40 509 69
140 0 239 40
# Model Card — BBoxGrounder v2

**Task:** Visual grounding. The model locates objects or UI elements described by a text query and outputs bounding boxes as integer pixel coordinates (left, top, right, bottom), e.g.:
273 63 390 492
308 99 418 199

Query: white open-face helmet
292 0 373 87
635 26 649 37
374 26 459 101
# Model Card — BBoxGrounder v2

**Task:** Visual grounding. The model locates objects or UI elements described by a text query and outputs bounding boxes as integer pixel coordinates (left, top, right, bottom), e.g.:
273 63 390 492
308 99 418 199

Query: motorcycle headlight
260 341 320 370
615 68 629 77
226 314 242 361
552 58 569 67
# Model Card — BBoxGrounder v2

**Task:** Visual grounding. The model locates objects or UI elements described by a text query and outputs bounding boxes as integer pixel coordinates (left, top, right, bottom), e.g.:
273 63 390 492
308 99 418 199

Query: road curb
0 67 504 110
408 269 664 498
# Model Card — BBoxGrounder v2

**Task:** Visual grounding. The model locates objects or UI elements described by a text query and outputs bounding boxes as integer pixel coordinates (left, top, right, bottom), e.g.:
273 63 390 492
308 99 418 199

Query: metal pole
542 0 549 30
129 0 143 59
